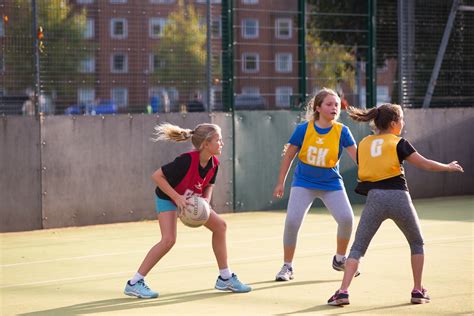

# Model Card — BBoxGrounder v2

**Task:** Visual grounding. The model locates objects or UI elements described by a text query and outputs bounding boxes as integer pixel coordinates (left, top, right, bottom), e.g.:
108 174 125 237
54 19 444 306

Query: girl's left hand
273 184 284 199
448 161 464 172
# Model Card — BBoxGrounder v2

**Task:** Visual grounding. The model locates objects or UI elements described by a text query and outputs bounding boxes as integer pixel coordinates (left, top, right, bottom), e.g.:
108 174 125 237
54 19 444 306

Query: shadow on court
275 302 412 315
19 279 339 316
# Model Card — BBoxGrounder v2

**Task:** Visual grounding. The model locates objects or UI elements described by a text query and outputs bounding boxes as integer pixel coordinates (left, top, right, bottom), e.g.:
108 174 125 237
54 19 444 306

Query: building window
84 18 95 39
77 0 93 4
78 88 95 105
196 0 221 3
111 53 128 73
276 53 292 73
212 17 221 38
242 87 260 96
275 18 292 39
167 87 179 104
0 20 4 37
110 0 127 3
149 54 165 72
111 88 128 107
242 53 259 73
276 87 293 107
150 0 175 3
149 18 167 38
79 56 95 73
242 19 258 39
242 0 258 4
110 18 128 39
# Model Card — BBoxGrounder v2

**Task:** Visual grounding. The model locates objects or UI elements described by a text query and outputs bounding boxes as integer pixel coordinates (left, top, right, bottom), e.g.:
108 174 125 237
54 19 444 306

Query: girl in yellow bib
273 88 358 281
327 104 464 306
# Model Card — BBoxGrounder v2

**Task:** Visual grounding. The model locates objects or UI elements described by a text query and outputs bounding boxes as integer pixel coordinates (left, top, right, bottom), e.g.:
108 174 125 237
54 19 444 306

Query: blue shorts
155 196 177 213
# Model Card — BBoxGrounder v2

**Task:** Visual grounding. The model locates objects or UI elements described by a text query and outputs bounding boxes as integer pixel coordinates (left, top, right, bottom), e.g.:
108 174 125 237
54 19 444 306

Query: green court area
1 196 473 315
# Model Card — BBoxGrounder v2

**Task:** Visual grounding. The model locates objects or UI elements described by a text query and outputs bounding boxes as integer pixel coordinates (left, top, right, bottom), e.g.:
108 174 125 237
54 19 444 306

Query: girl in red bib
124 123 251 299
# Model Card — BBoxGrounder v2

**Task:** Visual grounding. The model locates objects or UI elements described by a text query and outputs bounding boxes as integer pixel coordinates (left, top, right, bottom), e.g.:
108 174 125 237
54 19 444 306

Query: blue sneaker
215 273 251 293
124 279 159 299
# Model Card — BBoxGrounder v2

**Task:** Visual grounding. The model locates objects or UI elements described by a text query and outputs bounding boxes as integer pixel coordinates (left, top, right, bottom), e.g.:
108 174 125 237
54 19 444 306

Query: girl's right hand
448 161 464 172
174 195 191 213
273 183 284 199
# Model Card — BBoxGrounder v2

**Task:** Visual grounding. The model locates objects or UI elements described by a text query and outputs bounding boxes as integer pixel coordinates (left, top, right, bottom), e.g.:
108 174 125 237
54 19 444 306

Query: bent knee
161 236 177 250
410 241 424 255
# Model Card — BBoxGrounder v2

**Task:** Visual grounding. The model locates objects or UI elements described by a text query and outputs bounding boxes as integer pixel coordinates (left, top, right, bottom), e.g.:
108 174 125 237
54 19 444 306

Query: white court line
0 232 331 268
1 221 471 268
0 235 472 289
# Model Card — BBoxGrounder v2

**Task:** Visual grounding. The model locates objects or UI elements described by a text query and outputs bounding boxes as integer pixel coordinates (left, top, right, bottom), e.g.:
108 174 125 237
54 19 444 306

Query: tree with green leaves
306 33 356 92
151 0 207 100
4 0 89 100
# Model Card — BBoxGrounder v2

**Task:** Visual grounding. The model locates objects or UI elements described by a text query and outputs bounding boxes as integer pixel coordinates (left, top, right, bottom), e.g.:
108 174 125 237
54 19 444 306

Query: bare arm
405 152 464 173
202 184 214 203
345 144 357 164
151 168 189 210
273 144 299 198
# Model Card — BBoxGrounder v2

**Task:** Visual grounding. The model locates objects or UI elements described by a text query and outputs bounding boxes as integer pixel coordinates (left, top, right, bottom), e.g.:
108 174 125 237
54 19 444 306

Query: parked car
186 100 205 112
65 100 118 115
234 94 266 110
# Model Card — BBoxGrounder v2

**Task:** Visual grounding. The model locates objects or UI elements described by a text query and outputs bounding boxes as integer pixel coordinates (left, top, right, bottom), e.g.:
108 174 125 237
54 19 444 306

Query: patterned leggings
349 189 424 260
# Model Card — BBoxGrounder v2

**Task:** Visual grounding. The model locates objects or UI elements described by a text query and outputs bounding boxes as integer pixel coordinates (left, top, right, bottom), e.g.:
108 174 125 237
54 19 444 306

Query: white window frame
242 19 259 39
111 53 128 73
377 85 390 105
149 18 167 38
111 88 128 108
79 56 95 73
275 18 292 39
77 88 95 105
167 87 179 104
242 53 259 73
84 18 95 39
275 53 292 73
149 54 165 72
242 87 260 96
211 17 222 38
110 18 128 39
150 0 175 3
276 86 293 108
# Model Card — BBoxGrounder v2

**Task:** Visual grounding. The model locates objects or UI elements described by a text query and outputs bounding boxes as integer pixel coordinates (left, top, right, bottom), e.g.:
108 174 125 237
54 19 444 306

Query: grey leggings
349 189 424 260
283 186 354 247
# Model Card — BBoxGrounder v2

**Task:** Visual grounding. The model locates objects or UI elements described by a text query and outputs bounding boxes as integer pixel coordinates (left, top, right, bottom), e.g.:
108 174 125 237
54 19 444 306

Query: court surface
1 196 473 315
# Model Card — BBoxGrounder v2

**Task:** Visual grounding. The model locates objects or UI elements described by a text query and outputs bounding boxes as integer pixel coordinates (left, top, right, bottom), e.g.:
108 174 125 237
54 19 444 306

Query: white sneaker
275 264 294 281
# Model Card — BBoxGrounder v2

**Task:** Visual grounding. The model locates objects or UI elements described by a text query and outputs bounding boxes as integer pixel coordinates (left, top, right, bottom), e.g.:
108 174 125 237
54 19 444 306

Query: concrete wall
0 116 42 231
403 108 474 198
1 108 473 232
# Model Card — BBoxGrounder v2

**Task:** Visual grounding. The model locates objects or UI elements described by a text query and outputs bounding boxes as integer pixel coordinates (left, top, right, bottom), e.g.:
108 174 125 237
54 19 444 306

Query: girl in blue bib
273 88 358 281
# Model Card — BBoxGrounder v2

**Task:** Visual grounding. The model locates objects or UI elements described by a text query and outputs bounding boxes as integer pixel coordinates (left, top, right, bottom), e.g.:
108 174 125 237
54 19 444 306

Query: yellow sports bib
358 134 403 182
298 121 342 168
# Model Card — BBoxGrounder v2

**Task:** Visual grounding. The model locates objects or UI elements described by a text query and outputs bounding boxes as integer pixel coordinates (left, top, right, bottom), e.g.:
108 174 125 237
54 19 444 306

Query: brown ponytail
347 103 402 131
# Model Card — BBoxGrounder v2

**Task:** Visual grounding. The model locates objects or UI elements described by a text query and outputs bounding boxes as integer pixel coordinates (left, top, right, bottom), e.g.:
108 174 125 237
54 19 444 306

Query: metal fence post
367 0 377 108
298 0 306 104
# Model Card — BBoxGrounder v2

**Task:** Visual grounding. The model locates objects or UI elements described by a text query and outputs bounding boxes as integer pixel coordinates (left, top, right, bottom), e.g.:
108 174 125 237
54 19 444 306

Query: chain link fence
0 0 472 115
